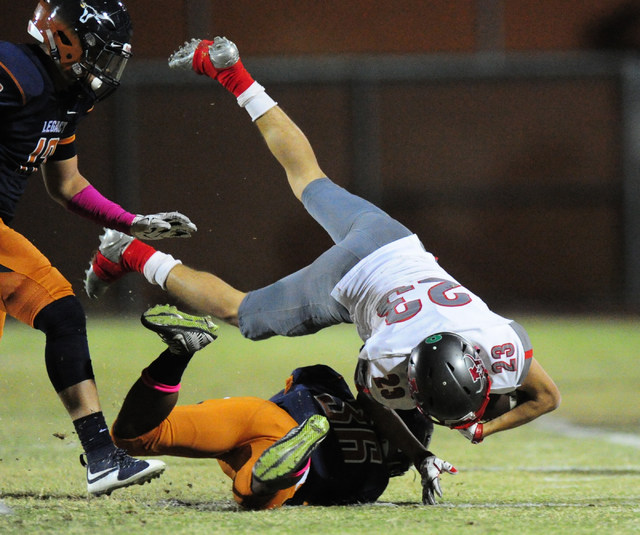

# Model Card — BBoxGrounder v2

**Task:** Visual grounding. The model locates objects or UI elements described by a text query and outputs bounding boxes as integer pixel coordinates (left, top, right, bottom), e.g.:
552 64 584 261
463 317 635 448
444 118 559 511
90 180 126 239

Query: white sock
237 81 277 121
142 251 182 289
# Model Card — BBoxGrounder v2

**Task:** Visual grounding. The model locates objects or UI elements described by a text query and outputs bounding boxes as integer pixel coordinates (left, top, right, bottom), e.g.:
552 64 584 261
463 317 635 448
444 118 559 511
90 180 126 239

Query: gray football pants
237 177 412 340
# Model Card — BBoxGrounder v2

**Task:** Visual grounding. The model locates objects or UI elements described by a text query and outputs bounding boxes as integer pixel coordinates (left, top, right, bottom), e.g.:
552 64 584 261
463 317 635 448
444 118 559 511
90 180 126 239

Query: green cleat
252 414 330 493
141 304 218 354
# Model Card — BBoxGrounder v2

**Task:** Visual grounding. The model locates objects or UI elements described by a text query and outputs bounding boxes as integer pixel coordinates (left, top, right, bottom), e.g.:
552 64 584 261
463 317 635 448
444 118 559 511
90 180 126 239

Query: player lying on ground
0 0 199 495
86 36 560 490
113 304 450 508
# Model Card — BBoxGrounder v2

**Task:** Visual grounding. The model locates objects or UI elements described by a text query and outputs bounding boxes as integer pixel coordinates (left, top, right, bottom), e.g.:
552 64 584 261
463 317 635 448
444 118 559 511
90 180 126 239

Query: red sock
216 61 255 97
192 40 255 97
92 253 127 281
122 239 157 273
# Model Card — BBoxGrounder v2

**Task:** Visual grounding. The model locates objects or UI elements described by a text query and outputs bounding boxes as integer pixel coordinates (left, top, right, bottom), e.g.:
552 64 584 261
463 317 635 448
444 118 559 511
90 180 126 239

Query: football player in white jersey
84 37 560 504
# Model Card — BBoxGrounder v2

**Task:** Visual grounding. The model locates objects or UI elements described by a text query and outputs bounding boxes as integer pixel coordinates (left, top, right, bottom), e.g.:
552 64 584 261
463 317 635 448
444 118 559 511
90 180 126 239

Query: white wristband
237 81 277 121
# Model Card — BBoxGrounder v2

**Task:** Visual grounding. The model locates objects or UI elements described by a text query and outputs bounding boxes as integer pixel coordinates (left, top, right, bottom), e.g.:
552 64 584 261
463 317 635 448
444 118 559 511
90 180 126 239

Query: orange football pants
0 219 74 339
112 396 300 510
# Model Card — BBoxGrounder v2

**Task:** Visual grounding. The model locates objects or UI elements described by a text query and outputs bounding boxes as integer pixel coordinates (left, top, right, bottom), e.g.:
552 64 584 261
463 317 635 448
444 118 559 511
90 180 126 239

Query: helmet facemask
72 33 131 100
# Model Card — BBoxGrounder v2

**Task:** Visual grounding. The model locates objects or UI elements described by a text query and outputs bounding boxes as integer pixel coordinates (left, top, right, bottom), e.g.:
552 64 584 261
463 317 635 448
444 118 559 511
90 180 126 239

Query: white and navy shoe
81 448 166 496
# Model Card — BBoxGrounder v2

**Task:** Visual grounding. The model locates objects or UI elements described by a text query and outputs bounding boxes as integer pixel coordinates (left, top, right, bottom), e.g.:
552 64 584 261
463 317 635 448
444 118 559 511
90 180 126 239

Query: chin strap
44 28 61 64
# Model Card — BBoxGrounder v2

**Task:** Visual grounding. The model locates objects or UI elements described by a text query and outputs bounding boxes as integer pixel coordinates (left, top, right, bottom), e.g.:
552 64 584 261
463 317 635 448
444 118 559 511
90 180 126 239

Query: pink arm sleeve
66 184 136 233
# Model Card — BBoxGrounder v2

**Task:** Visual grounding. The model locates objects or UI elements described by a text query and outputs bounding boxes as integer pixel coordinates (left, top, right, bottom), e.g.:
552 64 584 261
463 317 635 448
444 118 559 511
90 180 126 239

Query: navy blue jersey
0 42 93 224
270 365 392 505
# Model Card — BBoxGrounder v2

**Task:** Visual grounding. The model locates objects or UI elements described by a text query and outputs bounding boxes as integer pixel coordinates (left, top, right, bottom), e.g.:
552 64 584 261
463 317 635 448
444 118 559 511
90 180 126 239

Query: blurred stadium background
4 0 640 316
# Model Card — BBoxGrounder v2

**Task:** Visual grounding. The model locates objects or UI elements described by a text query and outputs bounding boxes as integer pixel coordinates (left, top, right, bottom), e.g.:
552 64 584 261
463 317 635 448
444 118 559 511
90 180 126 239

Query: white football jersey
331 235 533 409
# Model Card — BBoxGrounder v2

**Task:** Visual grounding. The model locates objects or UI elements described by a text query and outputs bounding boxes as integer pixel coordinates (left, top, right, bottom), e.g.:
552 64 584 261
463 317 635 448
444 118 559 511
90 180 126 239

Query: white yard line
536 417 640 449
0 500 13 515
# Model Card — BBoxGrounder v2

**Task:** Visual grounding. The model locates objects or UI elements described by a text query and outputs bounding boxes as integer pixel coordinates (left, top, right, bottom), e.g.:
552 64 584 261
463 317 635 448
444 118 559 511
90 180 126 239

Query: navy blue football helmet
28 0 132 100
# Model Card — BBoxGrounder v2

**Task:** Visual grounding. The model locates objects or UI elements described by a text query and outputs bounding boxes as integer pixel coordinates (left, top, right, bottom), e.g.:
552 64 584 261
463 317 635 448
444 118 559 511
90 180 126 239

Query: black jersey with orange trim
270 364 433 505
0 42 94 224
270 365 392 505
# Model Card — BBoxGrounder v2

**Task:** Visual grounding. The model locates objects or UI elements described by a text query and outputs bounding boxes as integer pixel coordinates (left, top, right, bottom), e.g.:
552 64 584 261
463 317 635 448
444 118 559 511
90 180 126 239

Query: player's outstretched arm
356 391 457 505
357 391 429 464
475 358 561 440
42 157 196 239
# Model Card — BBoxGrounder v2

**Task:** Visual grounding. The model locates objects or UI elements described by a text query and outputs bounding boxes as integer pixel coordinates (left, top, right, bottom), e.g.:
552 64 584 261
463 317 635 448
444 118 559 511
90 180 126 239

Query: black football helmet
407 332 491 428
27 0 132 101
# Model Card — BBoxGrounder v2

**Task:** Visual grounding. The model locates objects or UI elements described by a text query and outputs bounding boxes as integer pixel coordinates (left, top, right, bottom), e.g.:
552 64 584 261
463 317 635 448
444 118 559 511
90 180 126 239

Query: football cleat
84 229 134 299
252 414 330 493
81 448 165 496
141 304 218 354
168 36 239 73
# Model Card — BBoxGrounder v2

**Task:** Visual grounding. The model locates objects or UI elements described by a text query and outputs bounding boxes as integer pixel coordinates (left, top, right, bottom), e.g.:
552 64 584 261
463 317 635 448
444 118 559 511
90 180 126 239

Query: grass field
0 313 639 534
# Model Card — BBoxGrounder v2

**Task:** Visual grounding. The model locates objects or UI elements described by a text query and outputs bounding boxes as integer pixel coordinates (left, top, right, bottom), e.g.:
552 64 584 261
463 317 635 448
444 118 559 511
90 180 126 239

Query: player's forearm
357 392 429 466
43 159 136 231
66 184 135 232
483 358 561 438
482 392 560 437
42 157 89 204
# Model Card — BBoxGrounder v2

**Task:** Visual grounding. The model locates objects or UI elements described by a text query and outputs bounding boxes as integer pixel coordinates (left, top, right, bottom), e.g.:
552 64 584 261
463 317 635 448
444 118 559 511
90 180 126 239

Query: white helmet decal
79 2 116 28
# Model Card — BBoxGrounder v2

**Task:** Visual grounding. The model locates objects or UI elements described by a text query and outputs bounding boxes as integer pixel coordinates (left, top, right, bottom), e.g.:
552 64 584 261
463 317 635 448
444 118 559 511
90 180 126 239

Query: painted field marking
537 418 640 449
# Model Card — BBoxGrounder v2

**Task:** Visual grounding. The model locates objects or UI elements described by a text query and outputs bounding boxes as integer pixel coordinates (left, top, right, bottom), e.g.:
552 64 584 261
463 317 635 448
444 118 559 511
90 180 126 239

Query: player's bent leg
0 225 166 496
224 439 300 511
237 245 355 340
301 177 412 247
32 296 166 496
115 397 306 509
164 264 245 326
112 400 295 509
251 414 329 494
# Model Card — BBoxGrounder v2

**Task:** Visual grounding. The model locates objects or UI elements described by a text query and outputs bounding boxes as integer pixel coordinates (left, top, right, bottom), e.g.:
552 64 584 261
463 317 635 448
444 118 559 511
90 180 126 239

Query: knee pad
33 295 95 392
